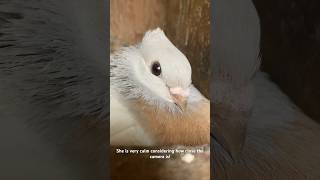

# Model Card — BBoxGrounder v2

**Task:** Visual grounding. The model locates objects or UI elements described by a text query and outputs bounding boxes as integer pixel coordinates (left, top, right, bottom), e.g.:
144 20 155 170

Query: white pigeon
110 28 210 146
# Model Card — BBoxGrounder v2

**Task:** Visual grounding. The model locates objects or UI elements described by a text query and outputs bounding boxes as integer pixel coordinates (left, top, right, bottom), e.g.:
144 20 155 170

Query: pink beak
169 87 189 110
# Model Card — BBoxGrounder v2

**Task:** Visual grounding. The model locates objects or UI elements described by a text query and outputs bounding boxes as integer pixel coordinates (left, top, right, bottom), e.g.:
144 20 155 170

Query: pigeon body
213 0 320 179
110 28 210 146
214 72 320 180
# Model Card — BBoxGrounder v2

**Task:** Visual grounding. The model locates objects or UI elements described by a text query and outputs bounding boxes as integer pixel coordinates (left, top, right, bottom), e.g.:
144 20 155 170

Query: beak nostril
169 87 183 94
169 86 190 97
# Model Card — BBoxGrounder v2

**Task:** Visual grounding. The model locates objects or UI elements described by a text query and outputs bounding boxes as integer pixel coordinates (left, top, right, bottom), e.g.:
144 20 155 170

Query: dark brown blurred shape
253 0 320 123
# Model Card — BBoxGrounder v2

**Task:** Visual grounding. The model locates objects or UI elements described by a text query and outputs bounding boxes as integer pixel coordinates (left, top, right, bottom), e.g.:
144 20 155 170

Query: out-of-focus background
110 0 210 98
253 0 320 123
110 0 210 179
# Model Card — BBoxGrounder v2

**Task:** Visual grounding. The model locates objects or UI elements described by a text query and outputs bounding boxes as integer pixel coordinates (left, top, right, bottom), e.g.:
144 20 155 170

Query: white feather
110 88 154 146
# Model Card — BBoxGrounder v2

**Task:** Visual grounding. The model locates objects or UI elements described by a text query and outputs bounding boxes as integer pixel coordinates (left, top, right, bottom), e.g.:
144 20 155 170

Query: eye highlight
151 61 161 76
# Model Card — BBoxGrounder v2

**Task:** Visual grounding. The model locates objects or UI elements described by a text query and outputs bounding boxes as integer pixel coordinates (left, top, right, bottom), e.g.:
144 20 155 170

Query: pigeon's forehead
141 43 189 66
139 28 192 88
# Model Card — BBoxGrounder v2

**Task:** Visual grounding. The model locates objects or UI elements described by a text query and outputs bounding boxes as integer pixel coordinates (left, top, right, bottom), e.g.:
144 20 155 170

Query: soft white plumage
110 28 210 146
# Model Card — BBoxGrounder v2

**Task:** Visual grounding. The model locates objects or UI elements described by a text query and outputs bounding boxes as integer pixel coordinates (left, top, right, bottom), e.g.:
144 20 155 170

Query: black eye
151 61 161 76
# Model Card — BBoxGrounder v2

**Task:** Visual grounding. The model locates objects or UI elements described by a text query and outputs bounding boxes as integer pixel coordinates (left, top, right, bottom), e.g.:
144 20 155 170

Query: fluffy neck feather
131 97 210 145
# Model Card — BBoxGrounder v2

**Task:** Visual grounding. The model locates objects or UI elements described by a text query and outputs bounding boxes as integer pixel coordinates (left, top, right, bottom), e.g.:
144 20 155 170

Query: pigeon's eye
151 61 161 76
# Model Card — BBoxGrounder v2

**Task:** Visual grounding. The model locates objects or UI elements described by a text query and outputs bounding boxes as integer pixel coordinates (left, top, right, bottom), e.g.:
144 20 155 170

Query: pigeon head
111 28 192 112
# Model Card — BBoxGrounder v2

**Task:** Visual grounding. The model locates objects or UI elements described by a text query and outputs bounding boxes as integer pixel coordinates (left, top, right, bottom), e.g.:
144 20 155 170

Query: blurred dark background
253 0 320 123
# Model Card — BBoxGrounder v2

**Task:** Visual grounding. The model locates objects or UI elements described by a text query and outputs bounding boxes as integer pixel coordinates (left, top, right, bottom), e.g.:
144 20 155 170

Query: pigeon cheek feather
135 58 190 107
132 58 172 102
